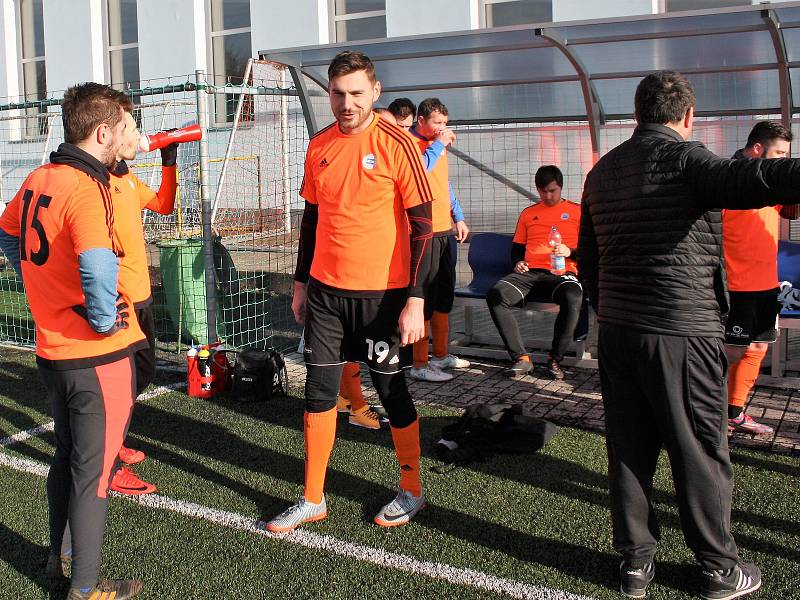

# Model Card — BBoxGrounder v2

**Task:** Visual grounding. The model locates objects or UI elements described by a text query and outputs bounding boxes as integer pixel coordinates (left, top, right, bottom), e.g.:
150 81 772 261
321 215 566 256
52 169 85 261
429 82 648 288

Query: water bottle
548 226 565 275
138 123 202 152
197 348 212 392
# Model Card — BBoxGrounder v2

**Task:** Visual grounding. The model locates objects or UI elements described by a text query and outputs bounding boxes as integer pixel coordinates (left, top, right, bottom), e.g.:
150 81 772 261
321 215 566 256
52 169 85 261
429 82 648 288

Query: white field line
0 455 595 600
0 376 594 599
0 421 54 447
0 381 186 448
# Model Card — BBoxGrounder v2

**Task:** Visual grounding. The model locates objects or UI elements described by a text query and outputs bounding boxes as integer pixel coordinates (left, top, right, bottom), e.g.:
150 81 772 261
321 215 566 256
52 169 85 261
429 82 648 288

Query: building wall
138 0 208 82
42 0 105 92
386 0 477 37
0 0 795 97
250 0 329 54
553 0 658 21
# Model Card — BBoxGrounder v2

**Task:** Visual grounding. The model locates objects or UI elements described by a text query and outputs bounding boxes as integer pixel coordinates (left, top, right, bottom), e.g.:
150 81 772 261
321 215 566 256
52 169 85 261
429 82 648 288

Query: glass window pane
487 0 552 27
211 0 251 31
212 31 251 83
107 0 138 46
109 47 140 89
334 0 385 16
667 0 750 11
335 16 387 42
20 0 45 59
23 60 46 100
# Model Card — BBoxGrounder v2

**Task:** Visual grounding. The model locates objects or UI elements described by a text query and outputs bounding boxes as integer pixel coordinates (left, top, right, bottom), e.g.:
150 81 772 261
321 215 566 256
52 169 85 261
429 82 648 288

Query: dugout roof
263 2 800 156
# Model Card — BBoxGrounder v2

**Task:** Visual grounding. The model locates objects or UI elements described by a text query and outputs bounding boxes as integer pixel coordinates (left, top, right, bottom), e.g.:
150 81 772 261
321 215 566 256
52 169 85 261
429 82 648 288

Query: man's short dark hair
535 165 563 189
634 71 696 126
328 50 376 83
746 121 793 150
61 82 132 144
388 97 416 120
417 97 448 119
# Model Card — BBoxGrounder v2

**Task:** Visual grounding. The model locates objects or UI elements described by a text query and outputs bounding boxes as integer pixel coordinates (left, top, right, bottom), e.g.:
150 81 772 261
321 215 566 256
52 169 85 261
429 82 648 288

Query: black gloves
72 295 130 336
160 142 178 167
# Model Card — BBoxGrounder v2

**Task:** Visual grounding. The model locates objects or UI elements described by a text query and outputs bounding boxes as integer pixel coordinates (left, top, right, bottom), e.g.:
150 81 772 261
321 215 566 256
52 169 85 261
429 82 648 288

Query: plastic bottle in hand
548 226 565 275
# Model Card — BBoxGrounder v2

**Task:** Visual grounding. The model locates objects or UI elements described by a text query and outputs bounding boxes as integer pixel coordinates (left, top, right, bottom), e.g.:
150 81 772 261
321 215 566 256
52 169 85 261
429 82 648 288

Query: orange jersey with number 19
0 163 145 366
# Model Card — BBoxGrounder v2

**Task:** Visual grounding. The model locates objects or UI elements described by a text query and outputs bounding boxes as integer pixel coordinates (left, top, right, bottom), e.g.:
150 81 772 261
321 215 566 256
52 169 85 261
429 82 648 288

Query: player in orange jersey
104 110 179 492
486 165 582 380
723 121 800 435
266 51 433 533
0 83 145 600
407 98 471 383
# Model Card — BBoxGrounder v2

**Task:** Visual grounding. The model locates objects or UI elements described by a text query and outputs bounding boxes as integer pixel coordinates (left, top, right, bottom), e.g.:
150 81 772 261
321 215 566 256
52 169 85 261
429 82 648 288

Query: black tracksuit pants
486 270 582 362
41 355 136 589
598 323 739 571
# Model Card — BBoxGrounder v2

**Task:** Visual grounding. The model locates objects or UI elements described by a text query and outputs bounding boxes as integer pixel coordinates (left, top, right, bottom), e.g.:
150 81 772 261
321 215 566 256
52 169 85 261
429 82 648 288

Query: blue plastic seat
454 233 515 299
777 240 800 318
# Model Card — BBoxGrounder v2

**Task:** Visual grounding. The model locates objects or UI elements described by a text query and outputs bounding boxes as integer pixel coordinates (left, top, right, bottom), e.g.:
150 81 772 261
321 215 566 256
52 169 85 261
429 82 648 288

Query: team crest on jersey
561 213 570 220
362 154 377 170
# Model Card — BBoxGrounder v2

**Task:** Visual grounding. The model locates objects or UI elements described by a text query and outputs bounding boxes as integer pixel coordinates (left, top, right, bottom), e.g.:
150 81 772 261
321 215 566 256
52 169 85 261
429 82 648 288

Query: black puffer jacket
578 123 800 338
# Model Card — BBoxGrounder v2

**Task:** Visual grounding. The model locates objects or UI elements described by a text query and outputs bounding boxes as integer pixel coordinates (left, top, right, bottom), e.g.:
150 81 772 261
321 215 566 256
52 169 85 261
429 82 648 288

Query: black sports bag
231 348 287 402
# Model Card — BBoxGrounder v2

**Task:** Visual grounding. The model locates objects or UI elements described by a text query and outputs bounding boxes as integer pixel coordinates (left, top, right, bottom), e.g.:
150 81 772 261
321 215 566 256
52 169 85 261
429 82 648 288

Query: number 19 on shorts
366 338 390 363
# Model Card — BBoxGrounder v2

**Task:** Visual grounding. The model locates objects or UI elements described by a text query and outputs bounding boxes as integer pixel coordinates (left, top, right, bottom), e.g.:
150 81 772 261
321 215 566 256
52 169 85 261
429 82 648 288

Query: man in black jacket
577 70 800 599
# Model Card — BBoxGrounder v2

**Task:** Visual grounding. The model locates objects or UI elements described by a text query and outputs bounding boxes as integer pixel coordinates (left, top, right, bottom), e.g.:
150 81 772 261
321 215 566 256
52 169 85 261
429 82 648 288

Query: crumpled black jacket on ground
578 123 800 338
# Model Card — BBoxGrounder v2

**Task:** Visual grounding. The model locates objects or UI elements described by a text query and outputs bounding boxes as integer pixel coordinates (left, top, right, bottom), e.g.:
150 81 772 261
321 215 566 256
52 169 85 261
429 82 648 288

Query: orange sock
339 362 367 411
303 408 337 504
728 346 767 410
431 311 449 358
413 321 431 368
391 418 421 497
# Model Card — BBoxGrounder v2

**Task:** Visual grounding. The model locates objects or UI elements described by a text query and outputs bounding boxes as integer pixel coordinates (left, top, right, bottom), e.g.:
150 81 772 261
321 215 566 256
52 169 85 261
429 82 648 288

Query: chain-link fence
3 68 800 366
0 64 307 361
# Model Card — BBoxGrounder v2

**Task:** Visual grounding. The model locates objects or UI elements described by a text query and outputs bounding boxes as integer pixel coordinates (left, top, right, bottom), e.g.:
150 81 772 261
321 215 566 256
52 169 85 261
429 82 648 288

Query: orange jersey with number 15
0 163 145 366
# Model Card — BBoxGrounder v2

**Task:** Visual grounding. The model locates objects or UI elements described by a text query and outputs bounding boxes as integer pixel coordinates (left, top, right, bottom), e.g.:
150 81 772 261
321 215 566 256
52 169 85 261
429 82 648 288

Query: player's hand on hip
72 294 130 336
454 220 469 242
399 296 425 346
292 282 308 325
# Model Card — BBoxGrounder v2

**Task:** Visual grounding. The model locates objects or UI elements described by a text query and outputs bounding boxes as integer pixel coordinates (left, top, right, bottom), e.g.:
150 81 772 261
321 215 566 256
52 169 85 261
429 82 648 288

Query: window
330 0 386 42
480 0 552 28
663 0 750 12
17 0 47 136
105 0 140 91
208 0 252 123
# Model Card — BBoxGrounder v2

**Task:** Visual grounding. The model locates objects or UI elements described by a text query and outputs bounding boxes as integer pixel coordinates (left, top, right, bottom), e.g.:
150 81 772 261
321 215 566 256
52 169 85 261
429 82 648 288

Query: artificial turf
1 346 798 600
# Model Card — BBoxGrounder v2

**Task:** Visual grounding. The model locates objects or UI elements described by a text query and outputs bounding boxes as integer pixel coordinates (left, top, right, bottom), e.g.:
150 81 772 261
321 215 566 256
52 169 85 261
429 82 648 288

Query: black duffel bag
231 348 287 402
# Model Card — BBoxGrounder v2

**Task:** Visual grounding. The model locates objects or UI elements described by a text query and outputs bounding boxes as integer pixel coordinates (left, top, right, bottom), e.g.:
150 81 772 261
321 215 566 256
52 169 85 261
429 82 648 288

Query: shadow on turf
122 400 633 591
0 522 67 599
0 358 49 436
212 395 800 567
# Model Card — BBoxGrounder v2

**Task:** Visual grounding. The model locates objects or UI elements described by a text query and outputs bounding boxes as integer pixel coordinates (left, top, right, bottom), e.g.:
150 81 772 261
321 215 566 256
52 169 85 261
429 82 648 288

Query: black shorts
303 280 412 374
424 235 456 319
724 288 781 345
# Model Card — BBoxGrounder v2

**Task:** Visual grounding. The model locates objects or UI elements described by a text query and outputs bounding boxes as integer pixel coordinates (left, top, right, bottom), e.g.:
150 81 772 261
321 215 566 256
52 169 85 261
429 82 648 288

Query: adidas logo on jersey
114 186 122 193
319 158 329 167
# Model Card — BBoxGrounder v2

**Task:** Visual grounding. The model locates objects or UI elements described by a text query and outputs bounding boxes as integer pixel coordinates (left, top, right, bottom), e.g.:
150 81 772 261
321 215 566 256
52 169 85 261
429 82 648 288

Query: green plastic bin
157 238 219 345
